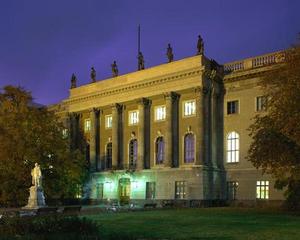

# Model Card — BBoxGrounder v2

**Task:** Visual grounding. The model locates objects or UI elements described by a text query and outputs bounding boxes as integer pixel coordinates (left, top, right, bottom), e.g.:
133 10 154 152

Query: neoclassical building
52 48 285 206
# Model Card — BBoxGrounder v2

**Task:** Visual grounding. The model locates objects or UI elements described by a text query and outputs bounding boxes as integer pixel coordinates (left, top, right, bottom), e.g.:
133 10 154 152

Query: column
164 92 179 168
137 98 149 170
195 87 205 165
211 83 218 168
89 108 99 172
111 104 120 169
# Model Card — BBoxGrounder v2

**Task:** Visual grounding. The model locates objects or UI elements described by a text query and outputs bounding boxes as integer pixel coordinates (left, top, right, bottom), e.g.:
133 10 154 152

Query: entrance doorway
119 178 131 205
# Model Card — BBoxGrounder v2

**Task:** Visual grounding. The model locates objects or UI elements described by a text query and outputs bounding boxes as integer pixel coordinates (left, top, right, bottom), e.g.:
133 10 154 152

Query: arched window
184 133 195 163
227 132 239 163
129 139 138 168
106 142 112 169
156 137 164 164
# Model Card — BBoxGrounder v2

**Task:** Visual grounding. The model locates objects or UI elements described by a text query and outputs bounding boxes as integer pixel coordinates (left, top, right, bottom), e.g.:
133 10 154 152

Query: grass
86 207 300 240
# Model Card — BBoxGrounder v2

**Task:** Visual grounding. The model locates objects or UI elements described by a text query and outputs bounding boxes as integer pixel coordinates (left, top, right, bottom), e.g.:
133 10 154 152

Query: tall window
62 128 68 139
129 139 138 168
129 110 139 125
227 181 238 200
227 100 239 115
184 133 195 163
84 119 91 132
256 96 268 112
155 137 164 164
183 100 196 116
96 183 104 199
105 115 112 128
227 132 239 163
175 181 186 199
256 181 269 199
155 106 166 121
146 182 156 199
106 142 112 169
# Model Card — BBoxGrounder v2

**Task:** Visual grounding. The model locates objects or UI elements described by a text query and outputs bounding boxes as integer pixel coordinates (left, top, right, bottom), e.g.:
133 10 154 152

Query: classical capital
164 92 180 102
136 98 150 106
111 103 122 111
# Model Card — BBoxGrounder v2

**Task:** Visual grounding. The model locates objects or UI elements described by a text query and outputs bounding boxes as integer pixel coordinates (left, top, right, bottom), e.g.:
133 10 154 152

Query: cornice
65 67 202 105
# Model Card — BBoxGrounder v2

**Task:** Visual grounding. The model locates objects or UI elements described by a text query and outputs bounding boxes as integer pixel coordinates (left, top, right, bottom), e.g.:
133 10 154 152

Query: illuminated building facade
52 50 285 206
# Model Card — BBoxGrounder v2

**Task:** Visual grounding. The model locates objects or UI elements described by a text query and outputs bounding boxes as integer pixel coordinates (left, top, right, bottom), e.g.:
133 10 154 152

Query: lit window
256 181 269 199
184 133 195 163
227 131 239 163
175 181 186 199
227 100 239 115
155 106 166 121
183 100 196 116
227 181 238 200
106 142 112 169
62 128 68 138
146 182 156 199
155 137 164 164
256 96 268 112
129 139 138 168
84 119 91 132
105 115 112 129
129 110 139 125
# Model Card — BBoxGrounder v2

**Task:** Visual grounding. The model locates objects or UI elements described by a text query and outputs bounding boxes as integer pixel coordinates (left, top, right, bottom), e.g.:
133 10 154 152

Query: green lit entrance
119 178 131 204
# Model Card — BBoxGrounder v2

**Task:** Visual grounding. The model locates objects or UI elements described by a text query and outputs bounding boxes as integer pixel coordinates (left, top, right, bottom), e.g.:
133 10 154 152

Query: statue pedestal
23 186 46 209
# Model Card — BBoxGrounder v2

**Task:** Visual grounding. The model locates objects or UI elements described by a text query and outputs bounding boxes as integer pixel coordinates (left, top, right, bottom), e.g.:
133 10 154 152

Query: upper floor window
256 96 268 112
105 115 112 129
129 110 139 125
175 181 186 199
155 136 164 164
227 100 239 115
84 119 91 132
184 133 195 163
129 139 138 168
106 142 112 169
227 131 239 163
256 181 269 199
183 100 196 117
155 106 166 121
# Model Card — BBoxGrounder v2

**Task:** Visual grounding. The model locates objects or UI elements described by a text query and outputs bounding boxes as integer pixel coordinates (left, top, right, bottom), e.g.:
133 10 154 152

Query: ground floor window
256 181 269 199
96 183 104 199
146 182 156 199
175 181 186 199
227 181 238 200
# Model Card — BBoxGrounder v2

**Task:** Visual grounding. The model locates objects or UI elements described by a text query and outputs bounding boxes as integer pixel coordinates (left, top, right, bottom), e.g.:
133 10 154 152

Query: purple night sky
0 0 299 105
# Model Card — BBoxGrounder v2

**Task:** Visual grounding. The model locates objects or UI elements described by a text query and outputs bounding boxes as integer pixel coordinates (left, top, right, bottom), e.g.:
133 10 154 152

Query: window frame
227 100 239 115
128 139 138 168
175 181 186 199
106 142 112 169
184 133 195 164
128 110 139 126
105 114 112 129
256 180 269 200
84 118 91 132
182 99 196 117
154 105 166 122
226 131 240 163
227 181 238 200
255 96 268 112
146 182 156 199
155 136 165 165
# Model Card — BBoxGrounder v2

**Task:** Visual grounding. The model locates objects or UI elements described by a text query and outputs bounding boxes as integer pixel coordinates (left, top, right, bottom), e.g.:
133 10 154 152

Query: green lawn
87 208 300 240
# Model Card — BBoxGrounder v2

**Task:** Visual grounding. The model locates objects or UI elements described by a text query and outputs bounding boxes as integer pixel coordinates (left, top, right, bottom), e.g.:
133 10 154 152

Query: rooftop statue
138 51 145 70
167 43 174 63
197 35 204 55
111 61 118 77
70 73 77 88
91 67 96 83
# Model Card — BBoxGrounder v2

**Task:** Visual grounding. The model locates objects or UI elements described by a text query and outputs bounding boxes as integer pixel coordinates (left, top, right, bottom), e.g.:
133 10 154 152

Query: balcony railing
224 51 284 73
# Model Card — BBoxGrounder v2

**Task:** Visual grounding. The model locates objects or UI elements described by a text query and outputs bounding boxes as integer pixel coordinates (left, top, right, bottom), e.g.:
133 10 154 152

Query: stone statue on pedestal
111 61 118 77
71 73 77 89
23 163 46 209
91 67 96 83
166 43 174 63
197 35 204 55
138 52 145 70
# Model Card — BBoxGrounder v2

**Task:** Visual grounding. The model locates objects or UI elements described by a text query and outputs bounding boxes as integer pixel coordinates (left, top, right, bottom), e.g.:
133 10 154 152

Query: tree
0 86 88 207
248 42 300 209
